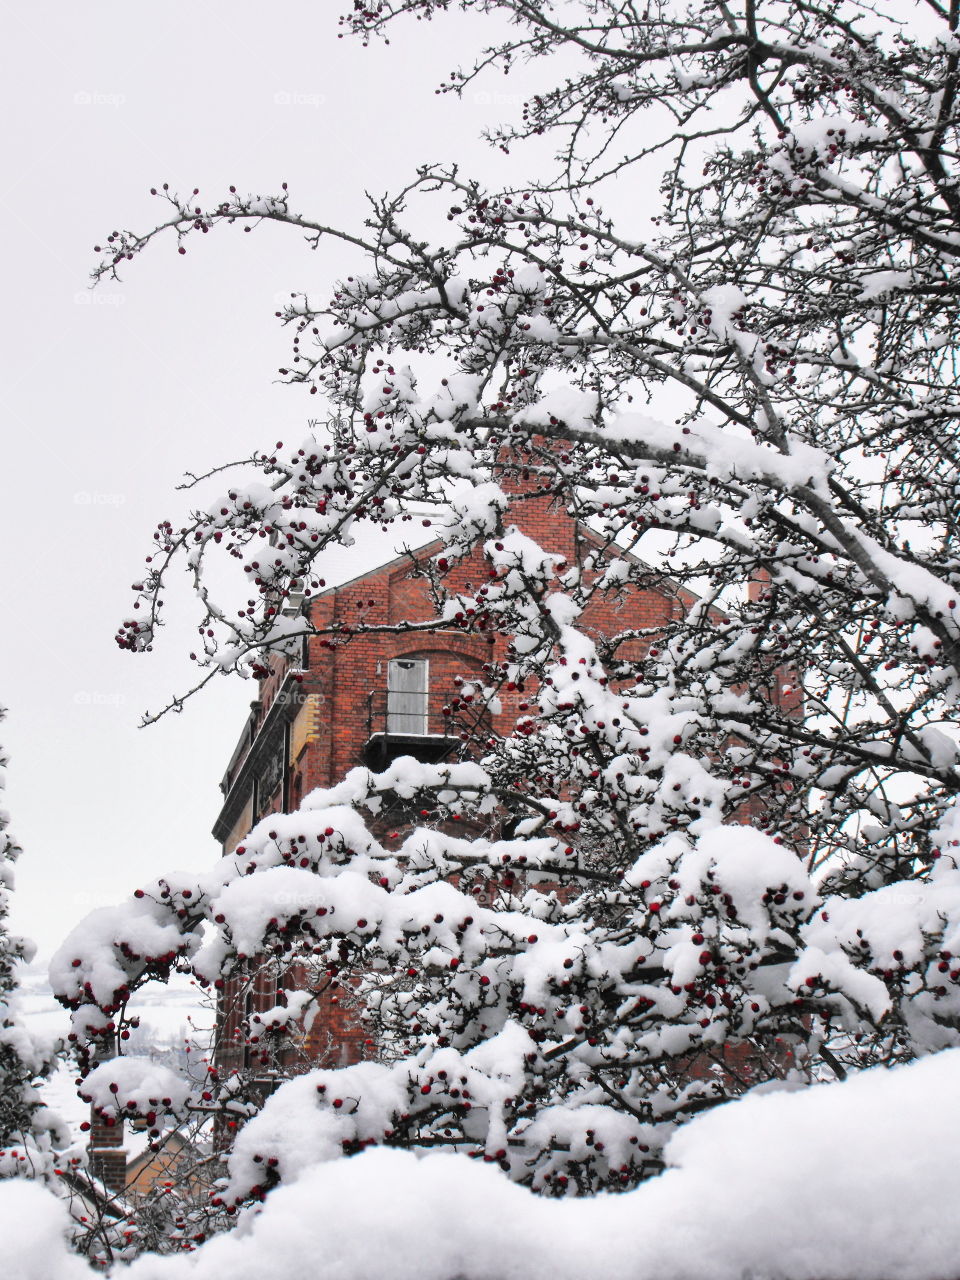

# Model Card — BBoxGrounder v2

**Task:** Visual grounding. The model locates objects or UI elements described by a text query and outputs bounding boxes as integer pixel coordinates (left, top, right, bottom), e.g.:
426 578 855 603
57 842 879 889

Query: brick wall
215 488 685 1074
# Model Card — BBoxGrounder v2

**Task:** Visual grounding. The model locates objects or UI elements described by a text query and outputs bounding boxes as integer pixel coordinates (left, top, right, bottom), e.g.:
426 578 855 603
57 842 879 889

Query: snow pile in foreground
5 1050 959 1280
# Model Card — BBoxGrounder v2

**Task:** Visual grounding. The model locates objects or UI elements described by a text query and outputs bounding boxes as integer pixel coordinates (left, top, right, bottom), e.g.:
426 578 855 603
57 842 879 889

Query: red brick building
212 485 687 1075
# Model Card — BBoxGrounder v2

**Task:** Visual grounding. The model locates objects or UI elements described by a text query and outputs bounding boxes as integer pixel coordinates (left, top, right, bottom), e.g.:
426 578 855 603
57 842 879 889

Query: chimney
87 1108 127 1196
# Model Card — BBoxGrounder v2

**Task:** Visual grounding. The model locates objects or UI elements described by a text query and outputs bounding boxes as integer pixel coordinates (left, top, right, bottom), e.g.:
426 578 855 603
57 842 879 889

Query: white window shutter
387 659 429 734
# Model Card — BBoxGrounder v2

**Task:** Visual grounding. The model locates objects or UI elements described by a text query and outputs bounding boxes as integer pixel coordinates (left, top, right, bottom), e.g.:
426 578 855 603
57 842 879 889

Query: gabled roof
310 516 445 598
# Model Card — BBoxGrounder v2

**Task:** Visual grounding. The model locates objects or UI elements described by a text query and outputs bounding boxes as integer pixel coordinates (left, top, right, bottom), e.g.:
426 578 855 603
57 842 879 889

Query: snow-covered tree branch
53 0 960 1234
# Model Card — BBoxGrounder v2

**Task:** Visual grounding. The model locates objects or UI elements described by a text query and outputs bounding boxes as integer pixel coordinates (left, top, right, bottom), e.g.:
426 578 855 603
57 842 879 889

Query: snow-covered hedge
5 1051 959 1280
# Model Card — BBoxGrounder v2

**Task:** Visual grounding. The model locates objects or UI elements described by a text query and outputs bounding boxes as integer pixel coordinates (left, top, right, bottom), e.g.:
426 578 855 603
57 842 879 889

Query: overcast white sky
0 0 547 958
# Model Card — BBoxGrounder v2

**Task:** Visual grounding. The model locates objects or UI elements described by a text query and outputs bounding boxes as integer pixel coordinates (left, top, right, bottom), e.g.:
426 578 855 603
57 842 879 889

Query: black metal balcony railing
366 687 430 738
364 689 456 769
